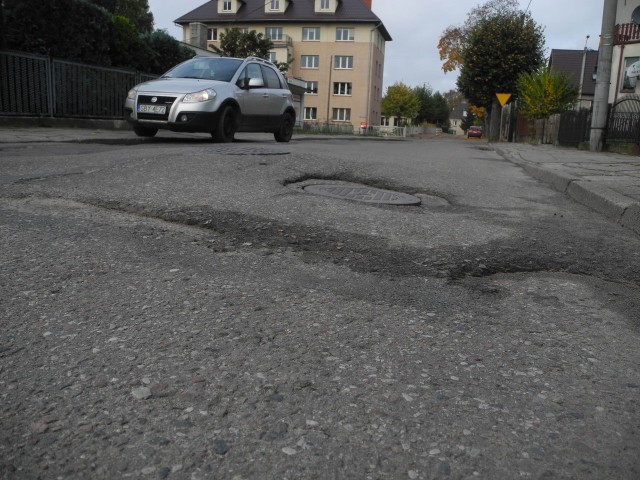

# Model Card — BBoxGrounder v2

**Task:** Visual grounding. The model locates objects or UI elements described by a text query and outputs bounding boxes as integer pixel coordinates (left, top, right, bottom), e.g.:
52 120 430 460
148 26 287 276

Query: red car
467 126 483 138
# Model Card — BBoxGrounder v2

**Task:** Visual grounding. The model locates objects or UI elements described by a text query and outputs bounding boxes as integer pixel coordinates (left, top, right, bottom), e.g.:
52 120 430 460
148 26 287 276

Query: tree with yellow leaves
437 0 520 73
517 68 578 142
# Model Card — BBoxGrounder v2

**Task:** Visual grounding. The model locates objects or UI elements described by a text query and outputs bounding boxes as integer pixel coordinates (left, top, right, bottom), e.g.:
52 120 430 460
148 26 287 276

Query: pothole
303 183 422 206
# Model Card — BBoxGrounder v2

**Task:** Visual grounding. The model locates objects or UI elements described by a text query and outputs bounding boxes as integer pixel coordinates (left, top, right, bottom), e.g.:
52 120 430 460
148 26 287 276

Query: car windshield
162 58 243 82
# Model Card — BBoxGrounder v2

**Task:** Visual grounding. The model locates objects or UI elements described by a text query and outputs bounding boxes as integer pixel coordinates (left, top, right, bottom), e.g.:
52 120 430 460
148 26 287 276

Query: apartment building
174 0 392 128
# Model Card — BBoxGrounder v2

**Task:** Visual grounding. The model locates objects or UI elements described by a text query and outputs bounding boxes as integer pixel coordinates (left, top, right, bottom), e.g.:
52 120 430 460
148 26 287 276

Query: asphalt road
1 134 639 479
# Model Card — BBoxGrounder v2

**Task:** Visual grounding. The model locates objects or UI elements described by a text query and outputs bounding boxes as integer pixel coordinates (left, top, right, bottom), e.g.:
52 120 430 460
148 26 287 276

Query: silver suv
125 56 296 143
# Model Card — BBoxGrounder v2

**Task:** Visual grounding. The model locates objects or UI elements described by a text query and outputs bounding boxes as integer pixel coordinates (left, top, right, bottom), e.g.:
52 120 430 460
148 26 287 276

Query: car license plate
137 104 166 115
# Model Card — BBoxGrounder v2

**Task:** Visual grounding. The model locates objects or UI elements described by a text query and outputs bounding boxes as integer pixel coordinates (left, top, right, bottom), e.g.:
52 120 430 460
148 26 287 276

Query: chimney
189 22 208 49
361 0 372 9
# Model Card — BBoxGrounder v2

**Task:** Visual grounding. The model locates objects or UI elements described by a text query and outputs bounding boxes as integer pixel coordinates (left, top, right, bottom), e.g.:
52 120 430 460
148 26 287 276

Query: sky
147 0 605 94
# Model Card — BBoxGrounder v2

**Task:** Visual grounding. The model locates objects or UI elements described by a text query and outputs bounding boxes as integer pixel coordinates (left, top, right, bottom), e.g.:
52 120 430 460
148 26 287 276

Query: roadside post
496 93 512 142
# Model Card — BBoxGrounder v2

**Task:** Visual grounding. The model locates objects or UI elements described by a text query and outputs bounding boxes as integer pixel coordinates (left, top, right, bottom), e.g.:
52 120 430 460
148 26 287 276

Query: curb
494 145 640 236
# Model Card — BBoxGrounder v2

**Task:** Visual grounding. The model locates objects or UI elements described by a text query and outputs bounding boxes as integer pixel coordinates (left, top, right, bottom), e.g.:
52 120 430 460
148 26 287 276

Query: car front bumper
125 108 221 133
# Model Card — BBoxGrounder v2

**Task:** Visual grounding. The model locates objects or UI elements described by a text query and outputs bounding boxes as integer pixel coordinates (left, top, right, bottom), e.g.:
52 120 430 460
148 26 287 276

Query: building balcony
614 23 640 45
268 34 293 48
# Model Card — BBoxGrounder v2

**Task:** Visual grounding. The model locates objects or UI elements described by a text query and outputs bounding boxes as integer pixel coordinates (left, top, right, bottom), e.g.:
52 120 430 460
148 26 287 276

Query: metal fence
0 50 157 119
607 96 640 145
607 112 640 144
300 122 357 135
557 109 591 147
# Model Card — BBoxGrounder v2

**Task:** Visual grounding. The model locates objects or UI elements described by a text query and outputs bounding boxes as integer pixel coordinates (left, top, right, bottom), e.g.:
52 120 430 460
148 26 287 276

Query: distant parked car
467 126 482 138
124 56 296 143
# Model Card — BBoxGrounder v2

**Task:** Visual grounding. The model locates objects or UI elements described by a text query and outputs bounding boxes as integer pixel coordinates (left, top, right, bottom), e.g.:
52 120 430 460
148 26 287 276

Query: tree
108 14 154 71
457 13 544 109
442 89 466 110
517 67 578 141
141 30 195 74
215 29 271 59
381 83 421 122
456 12 545 139
438 0 519 73
412 85 449 125
469 105 486 124
2 0 190 73
91 0 154 33
3 0 112 64
213 28 291 72
460 110 476 132
430 92 450 126
414 85 434 124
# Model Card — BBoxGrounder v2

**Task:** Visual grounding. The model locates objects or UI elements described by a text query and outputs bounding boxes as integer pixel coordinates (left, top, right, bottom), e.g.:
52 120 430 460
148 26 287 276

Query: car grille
136 95 176 121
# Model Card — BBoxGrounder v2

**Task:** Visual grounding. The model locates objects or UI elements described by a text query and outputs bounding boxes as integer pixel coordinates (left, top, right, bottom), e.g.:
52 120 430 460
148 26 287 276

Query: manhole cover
303 184 421 205
202 146 289 156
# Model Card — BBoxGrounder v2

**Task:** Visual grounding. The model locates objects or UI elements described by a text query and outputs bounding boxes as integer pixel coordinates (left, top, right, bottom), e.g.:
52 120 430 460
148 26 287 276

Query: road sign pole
496 94 512 142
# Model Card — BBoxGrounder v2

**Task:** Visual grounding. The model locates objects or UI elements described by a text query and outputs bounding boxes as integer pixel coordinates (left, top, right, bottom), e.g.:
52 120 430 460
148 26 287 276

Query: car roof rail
244 56 271 65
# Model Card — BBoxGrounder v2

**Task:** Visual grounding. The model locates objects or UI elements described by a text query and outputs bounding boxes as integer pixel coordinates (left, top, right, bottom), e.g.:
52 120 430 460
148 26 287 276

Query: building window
301 55 319 69
621 57 639 92
302 27 321 41
336 28 354 41
222 1 232 11
305 81 318 94
332 108 351 122
303 107 317 120
333 82 352 96
266 27 283 41
237 28 249 34
207 28 218 41
381 116 389 126
334 56 353 69
320 0 330 10
270 0 280 10
269 52 277 64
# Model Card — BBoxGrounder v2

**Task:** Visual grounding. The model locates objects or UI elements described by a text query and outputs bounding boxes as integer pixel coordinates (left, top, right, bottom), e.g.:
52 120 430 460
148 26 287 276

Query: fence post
47 56 56 118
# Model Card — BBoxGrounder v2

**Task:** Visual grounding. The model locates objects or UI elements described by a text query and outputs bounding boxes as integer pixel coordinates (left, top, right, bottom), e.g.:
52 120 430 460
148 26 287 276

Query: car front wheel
212 105 237 143
274 112 294 143
134 125 158 137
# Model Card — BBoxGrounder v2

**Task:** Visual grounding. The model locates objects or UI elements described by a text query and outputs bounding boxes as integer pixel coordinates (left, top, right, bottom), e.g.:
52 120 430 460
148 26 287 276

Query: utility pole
577 35 590 109
589 0 618 152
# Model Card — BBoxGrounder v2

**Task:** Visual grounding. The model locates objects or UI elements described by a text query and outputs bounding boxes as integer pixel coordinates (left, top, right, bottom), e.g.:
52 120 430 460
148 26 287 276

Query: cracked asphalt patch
53 196 640 294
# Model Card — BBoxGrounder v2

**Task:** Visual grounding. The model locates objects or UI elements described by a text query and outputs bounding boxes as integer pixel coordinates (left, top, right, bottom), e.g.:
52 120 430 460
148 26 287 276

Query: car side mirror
248 77 264 89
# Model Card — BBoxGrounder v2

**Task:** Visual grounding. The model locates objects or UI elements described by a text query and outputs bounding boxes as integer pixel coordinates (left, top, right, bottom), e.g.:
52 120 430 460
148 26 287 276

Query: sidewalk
494 143 640 236
1 125 639 236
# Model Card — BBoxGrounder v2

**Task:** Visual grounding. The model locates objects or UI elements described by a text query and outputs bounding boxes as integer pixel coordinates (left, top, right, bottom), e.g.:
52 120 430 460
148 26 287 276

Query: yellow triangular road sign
496 93 512 107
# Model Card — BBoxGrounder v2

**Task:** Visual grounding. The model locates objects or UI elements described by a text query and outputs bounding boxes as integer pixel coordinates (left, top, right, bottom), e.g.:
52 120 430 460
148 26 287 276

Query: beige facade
176 0 390 127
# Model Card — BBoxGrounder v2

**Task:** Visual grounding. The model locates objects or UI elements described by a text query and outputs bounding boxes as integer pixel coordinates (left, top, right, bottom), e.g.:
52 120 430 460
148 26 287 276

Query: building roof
548 49 599 96
450 102 469 120
174 0 392 41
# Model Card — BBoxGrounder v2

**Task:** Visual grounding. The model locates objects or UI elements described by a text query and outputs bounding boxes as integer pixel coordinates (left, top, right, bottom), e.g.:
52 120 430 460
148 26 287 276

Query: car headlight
182 89 216 103
127 88 137 100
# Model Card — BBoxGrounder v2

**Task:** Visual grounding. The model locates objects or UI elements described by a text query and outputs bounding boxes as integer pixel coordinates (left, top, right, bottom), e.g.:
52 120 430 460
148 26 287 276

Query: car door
260 65 288 126
236 63 268 129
